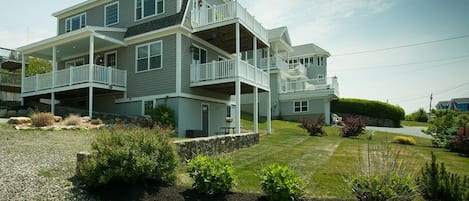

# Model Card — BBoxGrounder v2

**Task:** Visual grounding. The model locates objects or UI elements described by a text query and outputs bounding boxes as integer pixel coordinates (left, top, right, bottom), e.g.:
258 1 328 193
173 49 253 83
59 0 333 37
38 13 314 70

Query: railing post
108 67 112 86
35 76 39 91
69 68 73 85
212 61 216 80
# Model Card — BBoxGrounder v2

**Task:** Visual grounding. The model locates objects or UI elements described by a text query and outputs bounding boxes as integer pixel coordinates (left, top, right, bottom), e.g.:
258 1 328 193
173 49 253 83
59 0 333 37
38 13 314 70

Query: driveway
366 126 431 139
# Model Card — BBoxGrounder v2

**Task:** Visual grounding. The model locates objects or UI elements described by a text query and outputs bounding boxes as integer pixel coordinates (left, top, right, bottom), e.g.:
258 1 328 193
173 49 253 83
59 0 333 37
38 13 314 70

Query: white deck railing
0 72 21 86
191 1 268 42
280 77 339 95
23 64 127 93
191 59 269 88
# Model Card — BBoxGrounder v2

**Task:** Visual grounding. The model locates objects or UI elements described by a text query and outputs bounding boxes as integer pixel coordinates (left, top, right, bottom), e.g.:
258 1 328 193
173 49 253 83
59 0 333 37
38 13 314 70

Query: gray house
17 0 272 137
241 27 339 124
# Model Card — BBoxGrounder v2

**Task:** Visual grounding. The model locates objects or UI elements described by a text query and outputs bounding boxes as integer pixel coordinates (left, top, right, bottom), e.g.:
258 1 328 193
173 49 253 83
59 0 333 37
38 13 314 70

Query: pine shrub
393 136 416 145
341 116 366 137
299 113 326 136
187 155 235 195
31 112 55 127
77 128 179 188
260 164 303 201
64 114 82 126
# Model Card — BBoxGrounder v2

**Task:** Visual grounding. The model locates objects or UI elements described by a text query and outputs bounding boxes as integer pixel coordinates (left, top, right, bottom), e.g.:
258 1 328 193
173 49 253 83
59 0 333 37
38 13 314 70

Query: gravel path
366 126 431 139
0 124 97 200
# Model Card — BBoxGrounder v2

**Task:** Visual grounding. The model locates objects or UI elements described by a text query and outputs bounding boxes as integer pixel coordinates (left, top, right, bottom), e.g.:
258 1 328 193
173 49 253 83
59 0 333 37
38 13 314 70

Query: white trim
135 0 165 22
135 40 163 73
104 51 118 68
22 82 126 98
115 92 231 105
293 100 308 113
104 1 119 27
65 13 87 33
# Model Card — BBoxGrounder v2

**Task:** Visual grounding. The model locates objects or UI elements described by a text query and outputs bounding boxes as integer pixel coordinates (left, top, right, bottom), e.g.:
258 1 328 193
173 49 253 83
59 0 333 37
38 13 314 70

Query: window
144 100 154 115
136 0 164 20
105 2 119 26
105 51 117 68
317 74 324 79
65 58 85 68
192 45 207 64
65 13 86 32
226 105 231 118
294 101 308 113
320 57 324 66
136 41 163 72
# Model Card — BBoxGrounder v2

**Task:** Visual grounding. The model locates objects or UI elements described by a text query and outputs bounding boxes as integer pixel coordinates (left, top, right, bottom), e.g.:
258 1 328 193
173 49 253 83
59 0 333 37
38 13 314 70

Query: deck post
235 22 241 134
52 46 56 88
51 92 55 115
253 86 258 133
20 54 26 106
89 34 95 83
89 87 93 119
324 98 331 125
267 48 272 134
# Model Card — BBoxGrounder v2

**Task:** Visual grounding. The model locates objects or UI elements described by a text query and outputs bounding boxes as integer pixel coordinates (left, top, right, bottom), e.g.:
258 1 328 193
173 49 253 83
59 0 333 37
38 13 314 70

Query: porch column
235 22 241 134
253 87 258 133
253 36 257 68
267 48 272 134
51 92 55 115
20 54 26 106
89 87 93 118
324 98 331 125
89 34 95 83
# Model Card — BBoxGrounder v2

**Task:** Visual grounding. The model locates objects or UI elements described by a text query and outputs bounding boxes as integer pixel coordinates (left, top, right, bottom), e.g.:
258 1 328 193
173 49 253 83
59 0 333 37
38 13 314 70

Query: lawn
218 119 469 200
401 120 432 127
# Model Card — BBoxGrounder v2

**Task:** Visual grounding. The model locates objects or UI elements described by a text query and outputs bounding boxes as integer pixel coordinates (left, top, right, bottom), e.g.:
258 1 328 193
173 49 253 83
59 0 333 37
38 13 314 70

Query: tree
405 108 428 122
25 57 52 76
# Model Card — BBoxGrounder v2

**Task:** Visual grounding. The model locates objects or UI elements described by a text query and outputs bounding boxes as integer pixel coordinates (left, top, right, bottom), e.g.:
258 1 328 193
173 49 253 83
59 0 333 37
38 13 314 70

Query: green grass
218 120 469 199
401 120 432 127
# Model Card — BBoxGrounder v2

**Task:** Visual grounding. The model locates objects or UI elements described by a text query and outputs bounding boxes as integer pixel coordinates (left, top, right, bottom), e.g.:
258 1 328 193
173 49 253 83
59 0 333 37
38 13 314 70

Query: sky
1 0 469 114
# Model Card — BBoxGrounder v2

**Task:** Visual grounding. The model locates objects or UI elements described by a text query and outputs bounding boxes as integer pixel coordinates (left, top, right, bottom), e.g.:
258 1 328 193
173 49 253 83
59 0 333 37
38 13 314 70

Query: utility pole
429 93 433 120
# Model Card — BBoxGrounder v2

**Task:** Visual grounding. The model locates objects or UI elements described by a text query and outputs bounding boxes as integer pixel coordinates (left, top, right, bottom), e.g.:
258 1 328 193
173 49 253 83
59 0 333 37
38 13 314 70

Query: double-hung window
105 2 119 26
294 101 308 113
144 100 154 115
136 41 163 72
136 0 164 20
65 13 86 32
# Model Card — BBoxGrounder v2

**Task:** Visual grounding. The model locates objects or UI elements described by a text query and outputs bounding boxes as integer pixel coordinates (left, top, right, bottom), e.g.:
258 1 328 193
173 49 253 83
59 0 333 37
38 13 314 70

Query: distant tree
25 57 51 76
405 108 428 122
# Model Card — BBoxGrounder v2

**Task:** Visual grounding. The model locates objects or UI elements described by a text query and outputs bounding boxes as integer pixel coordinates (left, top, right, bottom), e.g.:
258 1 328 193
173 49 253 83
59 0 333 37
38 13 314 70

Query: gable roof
268 27 292 46
290 43 330 57
436 101 450 107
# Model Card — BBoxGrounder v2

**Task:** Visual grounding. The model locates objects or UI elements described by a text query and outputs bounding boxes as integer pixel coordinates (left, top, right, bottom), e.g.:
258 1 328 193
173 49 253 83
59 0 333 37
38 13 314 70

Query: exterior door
192 46 207 80
202 104 209 136
105 52 117 68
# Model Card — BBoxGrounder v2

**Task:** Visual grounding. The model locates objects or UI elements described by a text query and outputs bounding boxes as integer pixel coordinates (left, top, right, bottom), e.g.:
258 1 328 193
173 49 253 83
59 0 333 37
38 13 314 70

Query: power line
331 34 469 57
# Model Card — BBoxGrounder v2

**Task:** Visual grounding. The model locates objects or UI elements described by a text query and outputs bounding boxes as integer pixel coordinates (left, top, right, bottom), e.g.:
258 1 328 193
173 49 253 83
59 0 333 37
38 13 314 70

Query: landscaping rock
8 117 32 124
80 116 91 123
54 116 62 122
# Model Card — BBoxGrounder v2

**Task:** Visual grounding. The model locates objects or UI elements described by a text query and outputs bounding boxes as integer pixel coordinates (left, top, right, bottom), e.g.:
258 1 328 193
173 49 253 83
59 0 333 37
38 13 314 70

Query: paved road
366 126 431 139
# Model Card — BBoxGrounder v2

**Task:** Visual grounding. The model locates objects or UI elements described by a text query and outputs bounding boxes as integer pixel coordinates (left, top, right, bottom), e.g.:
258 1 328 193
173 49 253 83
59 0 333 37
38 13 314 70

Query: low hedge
331 98 404 127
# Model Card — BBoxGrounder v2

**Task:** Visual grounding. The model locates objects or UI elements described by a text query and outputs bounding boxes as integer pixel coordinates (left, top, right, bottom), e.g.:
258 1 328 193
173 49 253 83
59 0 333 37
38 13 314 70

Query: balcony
0 72 21 87
279 77 339 99
23 64 126 96
190 59 269 92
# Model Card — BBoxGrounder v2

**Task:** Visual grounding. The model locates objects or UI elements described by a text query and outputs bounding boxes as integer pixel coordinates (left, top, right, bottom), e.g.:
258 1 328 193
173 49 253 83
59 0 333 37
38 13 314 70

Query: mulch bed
87 182 347 201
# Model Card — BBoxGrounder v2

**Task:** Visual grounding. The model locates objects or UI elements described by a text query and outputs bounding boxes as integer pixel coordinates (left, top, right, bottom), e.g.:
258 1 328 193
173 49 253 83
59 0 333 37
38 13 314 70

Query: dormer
289 44 331 80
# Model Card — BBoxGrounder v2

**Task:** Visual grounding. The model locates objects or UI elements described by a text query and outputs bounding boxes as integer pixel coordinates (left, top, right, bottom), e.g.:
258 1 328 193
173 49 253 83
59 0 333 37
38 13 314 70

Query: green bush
341 116 366 137
149 104 176 128
423 110 468 148
417 152 469 201
405 108 428 122
31 112 55 127
260 164 303 201
77 128 179 188
187 155 235 195
331 98 405 127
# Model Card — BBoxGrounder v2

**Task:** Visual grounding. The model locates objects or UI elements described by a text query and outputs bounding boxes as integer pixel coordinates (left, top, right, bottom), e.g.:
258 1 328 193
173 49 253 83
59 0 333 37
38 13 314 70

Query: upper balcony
191 1 269 54
190 59 269 94
279 77 339 99
0 72 21 87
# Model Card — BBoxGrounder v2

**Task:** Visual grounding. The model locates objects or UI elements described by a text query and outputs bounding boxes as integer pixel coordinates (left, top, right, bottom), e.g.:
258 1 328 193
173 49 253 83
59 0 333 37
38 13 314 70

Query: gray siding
121 35 177 98
58 0 179 35
279 98 325 120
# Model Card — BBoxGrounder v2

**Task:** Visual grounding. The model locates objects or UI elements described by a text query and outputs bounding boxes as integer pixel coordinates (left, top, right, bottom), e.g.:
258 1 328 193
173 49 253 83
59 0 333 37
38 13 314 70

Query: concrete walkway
0 118 8 124
366 126 431 139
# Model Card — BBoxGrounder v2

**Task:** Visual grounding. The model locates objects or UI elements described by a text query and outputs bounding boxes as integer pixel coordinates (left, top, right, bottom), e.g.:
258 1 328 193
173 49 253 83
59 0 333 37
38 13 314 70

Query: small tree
149 104 176 129
449 125 469 156
406 108 428 122
299 113 326 136
25 57 52 76
341 116 366 137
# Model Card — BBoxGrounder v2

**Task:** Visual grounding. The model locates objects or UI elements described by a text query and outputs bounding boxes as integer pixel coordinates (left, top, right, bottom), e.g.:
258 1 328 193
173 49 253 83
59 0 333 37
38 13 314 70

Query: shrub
349 143 417 201
449 126 469 156
137 116 154 129
31 112 55 127
393 136 416 145
405 108 429 122
149 104 176 129
77 128 179 188
341 116 366 137
417 152 469 201
423 109 467 148
331 98 404 127
64 114 81 126
299 113 326 136
187 155 235 195
260 164 303 201
90 118 103 125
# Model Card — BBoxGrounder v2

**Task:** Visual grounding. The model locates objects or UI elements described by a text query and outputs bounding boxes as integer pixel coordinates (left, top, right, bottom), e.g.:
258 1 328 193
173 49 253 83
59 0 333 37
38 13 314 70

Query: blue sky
1 0 468 114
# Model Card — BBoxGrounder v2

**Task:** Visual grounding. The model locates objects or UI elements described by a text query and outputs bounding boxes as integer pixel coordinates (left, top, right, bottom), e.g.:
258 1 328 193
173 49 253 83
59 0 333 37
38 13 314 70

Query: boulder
8 117 32 124
80 116 91 123
54 116 63 122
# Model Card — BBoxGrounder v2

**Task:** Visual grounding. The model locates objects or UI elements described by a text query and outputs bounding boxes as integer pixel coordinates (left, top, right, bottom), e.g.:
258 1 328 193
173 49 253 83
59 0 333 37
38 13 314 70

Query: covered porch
17 26 128 118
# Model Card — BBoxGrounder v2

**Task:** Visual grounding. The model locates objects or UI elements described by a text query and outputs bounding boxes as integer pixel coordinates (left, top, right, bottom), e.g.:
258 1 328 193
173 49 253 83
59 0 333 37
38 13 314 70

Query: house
435 98 469 112
435 101 450 110
241 27 339 125
16 0 272 137
0 47 22 102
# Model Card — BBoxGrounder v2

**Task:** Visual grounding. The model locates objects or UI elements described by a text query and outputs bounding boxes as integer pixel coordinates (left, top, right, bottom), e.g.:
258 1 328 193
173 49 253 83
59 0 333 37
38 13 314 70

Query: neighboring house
241 27 339 125
0 47 22 102
17 0 272 137
436 98 469 111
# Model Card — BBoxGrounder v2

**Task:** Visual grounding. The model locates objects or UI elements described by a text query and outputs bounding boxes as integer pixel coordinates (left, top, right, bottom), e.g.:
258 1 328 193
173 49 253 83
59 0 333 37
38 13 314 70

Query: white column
20 54 26 106
52 46 57 88
51 92 55 115
253 87 258 133
253 37 257 68
89 34 95 83
267 48 272 134
89 87 93 118
235 22 241 134
324 98 331 125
